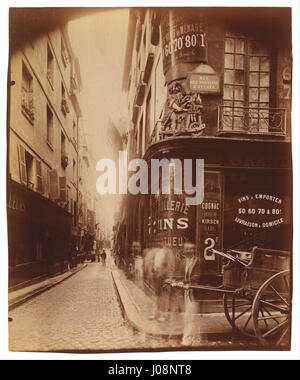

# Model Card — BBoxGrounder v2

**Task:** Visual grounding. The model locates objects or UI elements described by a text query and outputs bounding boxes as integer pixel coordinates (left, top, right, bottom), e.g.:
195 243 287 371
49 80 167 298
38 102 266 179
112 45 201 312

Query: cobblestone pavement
8 263 178 352
8 263 260 353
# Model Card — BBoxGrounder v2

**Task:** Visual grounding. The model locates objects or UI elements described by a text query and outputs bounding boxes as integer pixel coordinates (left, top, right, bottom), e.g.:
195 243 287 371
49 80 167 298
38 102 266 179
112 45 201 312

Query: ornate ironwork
218 105 286 135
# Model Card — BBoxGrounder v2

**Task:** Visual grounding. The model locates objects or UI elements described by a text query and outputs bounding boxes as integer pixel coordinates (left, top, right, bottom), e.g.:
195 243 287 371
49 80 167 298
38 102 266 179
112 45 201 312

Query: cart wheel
252 270 290 347
223 293 256 337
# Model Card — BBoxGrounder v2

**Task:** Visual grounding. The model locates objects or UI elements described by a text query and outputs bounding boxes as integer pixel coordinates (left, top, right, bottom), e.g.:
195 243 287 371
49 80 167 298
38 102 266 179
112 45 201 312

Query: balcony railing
218 105 287 136
149 119 206 145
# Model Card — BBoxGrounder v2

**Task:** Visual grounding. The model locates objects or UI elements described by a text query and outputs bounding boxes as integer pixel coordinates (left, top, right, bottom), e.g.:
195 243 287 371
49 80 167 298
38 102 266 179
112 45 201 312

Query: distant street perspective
7 7 292 354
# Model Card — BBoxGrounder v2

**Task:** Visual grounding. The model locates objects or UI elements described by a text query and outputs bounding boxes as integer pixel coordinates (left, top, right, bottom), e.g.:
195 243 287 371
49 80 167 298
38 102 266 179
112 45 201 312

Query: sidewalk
111 266 236 341
8 263 88 311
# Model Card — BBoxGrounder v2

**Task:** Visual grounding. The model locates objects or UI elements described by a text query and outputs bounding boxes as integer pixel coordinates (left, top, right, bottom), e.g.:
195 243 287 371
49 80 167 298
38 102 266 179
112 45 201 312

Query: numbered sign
196 171 223 276
161 10 207 76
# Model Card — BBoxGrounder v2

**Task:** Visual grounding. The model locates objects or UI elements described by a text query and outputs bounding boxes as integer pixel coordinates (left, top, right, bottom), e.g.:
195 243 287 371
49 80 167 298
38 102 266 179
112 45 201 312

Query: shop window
46 104 54 147
47 43 54 88
220 32 283 134
21 62 34 124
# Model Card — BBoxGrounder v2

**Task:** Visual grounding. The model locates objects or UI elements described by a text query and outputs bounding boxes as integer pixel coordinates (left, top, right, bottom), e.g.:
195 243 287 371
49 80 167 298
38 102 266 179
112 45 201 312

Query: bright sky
68 8 130 159
68 9 130 232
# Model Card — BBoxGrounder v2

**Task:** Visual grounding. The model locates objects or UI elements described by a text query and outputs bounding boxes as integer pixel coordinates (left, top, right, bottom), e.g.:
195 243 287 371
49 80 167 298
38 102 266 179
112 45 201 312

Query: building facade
7 16 90 288
117 7 292 289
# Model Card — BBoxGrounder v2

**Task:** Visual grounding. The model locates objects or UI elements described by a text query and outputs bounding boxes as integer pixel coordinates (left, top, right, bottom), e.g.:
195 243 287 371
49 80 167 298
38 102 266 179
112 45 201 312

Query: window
145 89 151 150
49 169 59 199
47 104 54 147
61 83 69 116
73 120 77 143
47 43 54 87
21 62 34 123
138 115 144 157
61 36 68 67
61 132 68 168
222 32 274 134
73 159 76 182
36 160 43 193
59 176 67 202
25 150 34 189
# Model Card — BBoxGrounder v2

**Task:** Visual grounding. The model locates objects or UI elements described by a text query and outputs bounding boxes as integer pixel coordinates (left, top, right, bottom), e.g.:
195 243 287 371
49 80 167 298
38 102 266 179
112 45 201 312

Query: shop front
7 179 72 289
141 137 292 290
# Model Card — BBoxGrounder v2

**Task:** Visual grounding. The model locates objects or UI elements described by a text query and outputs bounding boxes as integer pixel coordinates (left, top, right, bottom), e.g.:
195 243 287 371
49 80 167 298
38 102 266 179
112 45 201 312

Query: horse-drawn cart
164 247 291 346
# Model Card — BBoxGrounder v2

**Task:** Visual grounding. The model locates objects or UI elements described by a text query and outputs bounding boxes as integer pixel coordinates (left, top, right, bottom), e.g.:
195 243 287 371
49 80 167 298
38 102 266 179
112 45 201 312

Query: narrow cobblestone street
8 263 173 352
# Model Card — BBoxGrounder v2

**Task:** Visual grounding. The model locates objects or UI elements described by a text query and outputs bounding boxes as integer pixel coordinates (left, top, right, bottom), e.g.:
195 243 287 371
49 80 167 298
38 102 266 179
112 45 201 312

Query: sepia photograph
3 1 299 360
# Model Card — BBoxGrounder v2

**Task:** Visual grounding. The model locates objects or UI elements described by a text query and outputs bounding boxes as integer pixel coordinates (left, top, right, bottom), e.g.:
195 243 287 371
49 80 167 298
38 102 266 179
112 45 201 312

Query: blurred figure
183 242 198 283
101 249 106 266
148 246 176 322
181 242 198 346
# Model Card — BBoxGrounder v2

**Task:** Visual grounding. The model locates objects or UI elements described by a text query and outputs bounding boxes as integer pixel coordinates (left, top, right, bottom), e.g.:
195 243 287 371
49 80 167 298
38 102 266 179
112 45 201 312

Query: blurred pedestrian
149 246 176 322
101 249 106 266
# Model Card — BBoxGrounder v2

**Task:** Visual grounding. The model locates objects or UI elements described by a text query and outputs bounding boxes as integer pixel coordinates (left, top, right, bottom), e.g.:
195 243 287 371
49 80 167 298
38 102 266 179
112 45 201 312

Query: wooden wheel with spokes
223 293 256 337
252 270 291 347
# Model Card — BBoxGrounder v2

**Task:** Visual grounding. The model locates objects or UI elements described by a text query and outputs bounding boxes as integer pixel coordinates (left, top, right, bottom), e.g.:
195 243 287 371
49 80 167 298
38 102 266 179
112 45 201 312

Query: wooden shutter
18 145 27 185
59 176 67 201
49 169 59 199
36 160 43 193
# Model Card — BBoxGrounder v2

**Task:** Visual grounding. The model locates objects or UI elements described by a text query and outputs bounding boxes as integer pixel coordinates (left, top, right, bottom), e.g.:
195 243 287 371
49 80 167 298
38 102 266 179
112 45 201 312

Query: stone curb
8 264 88 311
110 268 256 343
111 269 188 340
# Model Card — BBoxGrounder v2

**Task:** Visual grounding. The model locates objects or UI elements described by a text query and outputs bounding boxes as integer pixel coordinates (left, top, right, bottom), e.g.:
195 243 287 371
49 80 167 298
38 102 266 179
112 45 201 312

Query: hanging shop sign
161 11 207 75
187 72 220 94
234 193 288 229
196 171 223 276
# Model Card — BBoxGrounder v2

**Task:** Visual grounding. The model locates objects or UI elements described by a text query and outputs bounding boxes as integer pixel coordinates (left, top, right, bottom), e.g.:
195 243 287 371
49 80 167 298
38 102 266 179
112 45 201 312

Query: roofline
122 9 137 92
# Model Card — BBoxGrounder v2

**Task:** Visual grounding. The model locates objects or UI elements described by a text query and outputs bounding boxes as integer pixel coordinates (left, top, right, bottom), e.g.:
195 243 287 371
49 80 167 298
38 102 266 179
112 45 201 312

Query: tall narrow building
7 10 83 287
117 7 292 292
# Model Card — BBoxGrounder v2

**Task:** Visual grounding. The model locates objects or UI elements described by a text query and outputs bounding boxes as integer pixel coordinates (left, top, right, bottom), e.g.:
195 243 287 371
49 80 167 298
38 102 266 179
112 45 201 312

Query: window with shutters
48 169 59 199
36 160 43 193
21 62 34 124
47 105 54 148
59 176 67 202
219 31 286 135
18 145 27 185
18 146 34 189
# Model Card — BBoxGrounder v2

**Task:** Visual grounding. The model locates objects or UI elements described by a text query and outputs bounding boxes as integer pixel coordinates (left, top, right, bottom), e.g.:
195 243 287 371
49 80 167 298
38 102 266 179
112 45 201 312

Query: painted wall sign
187 72 220 94
279 66 292 100
196 171 223 276
161 11 207 75
234 194 285 229
148 194 195 253
7 192 26 212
